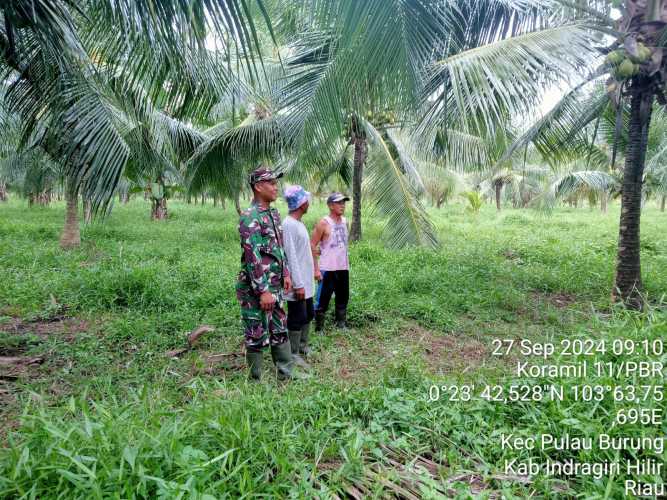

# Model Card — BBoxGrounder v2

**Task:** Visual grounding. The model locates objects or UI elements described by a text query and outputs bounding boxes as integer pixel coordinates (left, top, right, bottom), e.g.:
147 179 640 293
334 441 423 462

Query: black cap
327 192 350 203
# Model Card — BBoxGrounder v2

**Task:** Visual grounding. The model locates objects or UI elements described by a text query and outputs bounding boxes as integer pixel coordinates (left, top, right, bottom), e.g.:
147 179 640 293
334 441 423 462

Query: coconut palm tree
487 1 667 309
1 0 271 247
190 0 590 248
0 97 64 205
543 166 619 210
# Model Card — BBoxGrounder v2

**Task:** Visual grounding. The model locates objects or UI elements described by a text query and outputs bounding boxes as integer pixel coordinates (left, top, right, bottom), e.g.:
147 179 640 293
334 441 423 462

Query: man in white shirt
282 185 316 368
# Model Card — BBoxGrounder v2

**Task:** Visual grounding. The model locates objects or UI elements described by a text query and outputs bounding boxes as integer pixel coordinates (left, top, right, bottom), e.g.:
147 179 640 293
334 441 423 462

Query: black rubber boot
245 349 263 381
300 323 311 356
288 330 310 369
335 307 348 329
314 310 325 332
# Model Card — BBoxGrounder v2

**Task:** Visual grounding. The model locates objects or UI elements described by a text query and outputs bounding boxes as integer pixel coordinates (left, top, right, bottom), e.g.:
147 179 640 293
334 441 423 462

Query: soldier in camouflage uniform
237 166 303 381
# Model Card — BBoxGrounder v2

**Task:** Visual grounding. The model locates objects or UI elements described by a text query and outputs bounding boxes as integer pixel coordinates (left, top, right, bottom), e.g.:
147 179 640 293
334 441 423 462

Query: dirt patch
201 352 245 374
530 291 577 309
0 382 16 405
311 324 493 381
0 316 90 340
330 334 382 380
0 356 45 379
0 315 91 386
400 324 488 374
316 459 344 472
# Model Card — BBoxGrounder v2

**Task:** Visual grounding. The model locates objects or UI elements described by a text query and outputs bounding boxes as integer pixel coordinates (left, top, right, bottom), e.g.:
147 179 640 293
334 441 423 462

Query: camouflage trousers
236 287 288 350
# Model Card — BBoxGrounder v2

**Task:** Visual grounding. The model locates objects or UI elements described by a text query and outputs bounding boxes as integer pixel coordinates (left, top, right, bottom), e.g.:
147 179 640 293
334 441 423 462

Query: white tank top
318 216 349 271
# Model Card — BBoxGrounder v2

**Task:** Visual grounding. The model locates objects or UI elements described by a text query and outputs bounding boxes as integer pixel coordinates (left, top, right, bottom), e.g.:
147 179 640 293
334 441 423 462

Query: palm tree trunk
0 181 8 202
612 82 653 310
39 191 52 206
601 193 608 213
150 177 168 220
350 136 366 242
495 183 502 211
60 188 81 249
661 194 665 212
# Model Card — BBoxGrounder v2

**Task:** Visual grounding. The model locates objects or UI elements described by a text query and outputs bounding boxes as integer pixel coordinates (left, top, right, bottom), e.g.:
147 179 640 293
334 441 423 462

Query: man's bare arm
311 219 327 280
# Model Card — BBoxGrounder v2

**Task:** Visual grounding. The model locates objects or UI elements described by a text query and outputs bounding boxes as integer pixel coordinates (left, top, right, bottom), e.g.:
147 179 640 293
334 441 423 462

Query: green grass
0 197 665 498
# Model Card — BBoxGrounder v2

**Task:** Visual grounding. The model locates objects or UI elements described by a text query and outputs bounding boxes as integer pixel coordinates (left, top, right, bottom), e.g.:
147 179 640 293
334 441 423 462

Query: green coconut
638 45 652 62
616 58 635 79
605 50 624 66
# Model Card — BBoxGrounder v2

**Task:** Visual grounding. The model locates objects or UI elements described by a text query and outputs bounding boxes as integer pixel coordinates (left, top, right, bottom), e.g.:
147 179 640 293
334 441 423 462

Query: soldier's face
328 201 346 216
254 179 279 202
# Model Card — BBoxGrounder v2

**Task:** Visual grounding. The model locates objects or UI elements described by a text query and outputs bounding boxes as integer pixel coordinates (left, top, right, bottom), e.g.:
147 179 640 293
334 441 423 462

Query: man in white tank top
311 192 351 331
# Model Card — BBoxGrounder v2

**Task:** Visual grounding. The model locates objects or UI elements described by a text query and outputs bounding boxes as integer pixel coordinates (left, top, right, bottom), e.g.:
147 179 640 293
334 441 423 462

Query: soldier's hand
295 287 306 301
259 291 275 312
284 276 292 293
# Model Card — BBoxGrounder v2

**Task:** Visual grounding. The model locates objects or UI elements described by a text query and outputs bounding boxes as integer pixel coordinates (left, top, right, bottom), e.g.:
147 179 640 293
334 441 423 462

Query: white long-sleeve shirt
282 215 314 300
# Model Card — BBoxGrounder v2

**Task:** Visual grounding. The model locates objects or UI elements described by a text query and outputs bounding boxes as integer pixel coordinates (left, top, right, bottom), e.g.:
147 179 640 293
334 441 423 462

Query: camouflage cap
248 167 284 186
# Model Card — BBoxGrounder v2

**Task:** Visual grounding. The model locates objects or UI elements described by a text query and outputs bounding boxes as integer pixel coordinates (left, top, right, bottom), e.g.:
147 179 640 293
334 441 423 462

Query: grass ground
0 197 665 498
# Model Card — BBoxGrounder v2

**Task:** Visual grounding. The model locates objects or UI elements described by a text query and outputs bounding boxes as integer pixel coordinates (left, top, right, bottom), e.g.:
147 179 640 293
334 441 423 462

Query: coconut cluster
605 43 652 81
343 110 397 137
362 110 397 126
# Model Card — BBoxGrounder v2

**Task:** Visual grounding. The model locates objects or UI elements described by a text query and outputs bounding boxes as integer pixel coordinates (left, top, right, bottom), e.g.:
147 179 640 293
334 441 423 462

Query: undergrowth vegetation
0 199 665 498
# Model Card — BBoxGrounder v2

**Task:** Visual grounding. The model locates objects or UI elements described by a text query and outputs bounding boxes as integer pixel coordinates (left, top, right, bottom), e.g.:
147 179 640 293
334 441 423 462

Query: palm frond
551 168 617 198
499 77 609 167
186 114 292 197
362 119 438 249
420 21 602 141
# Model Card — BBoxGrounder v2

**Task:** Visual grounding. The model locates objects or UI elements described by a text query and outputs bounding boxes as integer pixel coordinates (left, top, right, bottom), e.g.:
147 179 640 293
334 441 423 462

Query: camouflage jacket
237 200 290 296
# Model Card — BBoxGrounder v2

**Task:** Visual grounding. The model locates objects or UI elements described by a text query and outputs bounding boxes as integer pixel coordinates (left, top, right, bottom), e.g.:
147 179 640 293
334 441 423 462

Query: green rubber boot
245 349 263 381
300 323 312 356
271 341 310 380
289 330 310 369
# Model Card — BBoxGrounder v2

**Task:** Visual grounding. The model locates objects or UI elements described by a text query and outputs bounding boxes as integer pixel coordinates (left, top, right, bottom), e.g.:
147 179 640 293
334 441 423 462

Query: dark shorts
287 297 314 331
